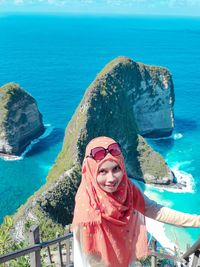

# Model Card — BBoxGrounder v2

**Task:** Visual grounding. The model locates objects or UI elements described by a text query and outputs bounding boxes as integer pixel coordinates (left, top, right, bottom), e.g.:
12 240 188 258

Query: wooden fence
0 225 73 267
0 225 200 266
149 238 200 267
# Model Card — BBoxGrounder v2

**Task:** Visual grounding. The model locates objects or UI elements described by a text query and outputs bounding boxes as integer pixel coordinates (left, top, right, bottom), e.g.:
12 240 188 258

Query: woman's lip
105 184 116 187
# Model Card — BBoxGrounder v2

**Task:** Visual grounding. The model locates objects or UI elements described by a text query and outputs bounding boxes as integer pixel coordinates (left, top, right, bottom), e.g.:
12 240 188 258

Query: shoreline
0 124 52 161
0 152 21 160
131 163 194 194
150 167 194 193
131 166 195 256
131 178 178 255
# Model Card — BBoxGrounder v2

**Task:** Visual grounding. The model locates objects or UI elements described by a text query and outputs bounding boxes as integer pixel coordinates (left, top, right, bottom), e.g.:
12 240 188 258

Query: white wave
147 135 173 141
0 124 53 161
171 166 195 193
44 123 51 127
131 163 195 194
0 154 22 161
130 179 178 253
173 133 183 140
146 217 176 253
146 132 183 141
148 168 195 194
20 124 53 158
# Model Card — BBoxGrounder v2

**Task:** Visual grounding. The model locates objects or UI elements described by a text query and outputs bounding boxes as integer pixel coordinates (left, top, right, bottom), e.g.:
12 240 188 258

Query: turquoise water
0 14 199 249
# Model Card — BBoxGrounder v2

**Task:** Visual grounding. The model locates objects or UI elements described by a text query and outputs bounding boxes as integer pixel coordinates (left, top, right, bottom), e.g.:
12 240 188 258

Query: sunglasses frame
87 142 121 161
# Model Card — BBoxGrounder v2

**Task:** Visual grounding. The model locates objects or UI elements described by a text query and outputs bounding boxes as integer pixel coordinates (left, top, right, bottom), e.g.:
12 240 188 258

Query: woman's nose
107 172 116 182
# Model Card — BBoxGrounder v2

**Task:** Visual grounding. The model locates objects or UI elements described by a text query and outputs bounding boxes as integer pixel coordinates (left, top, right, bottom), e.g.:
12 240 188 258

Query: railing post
151 239 157 267
191 250 200 267
58 239 64 266
65 226 70 265
71 232 74 264
29 225 42 267
47 246 53 264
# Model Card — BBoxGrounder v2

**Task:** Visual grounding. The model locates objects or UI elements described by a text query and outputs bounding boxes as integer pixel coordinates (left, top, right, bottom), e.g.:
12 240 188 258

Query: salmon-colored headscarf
72 136 148 267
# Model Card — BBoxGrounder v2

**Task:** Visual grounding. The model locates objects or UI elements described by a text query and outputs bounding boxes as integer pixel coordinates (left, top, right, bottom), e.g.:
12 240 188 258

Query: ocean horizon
0 13 200 251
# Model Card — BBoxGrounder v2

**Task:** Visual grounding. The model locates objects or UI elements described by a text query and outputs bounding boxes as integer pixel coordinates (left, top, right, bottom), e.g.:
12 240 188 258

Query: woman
72 136 200 267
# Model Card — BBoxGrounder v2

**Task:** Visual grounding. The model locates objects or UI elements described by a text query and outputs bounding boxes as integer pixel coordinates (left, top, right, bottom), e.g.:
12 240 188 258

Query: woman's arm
144 194 200 227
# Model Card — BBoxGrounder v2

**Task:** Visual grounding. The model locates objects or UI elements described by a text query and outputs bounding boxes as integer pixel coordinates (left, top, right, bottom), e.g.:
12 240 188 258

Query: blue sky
0 0 200 16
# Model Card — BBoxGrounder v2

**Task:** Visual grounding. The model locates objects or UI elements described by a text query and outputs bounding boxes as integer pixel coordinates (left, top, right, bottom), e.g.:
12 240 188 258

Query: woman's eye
99 169 106 175
113 166 121 172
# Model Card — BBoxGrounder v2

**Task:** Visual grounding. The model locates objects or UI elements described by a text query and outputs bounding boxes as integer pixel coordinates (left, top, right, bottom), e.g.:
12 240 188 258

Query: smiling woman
72 136 200 267
72 136 148 267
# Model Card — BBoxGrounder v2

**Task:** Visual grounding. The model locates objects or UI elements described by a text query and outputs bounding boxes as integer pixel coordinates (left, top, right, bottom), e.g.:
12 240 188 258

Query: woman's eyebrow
112 164 120 169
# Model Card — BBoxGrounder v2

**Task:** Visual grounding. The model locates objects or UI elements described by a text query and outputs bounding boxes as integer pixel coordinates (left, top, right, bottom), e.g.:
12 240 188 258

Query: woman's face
96 160 123 193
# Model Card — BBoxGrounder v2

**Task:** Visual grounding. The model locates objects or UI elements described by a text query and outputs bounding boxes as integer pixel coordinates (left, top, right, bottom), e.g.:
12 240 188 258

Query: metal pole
151 239 157 267
29 225 42 267
65 227 70 265
191 250 200 267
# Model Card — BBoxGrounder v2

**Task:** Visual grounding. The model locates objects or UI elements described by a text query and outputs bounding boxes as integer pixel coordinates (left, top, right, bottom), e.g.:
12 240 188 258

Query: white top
73 194 200 267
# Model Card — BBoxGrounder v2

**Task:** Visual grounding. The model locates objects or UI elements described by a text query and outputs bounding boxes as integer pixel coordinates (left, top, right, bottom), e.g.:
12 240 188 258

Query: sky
0 0 200 16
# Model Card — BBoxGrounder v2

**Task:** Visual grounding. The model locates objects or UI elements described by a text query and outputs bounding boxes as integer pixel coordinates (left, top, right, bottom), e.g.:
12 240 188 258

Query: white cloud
1 0 200 14
106 0 200 8
81 0 94 3
4 0 200 8
14 0 24 4
47 0 55 4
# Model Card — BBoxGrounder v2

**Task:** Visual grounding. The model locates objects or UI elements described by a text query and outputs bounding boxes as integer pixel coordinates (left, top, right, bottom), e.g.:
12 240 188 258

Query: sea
0 13 200 252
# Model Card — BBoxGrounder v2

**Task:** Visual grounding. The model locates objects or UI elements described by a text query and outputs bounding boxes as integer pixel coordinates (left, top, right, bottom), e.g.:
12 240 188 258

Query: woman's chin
103 184 118 193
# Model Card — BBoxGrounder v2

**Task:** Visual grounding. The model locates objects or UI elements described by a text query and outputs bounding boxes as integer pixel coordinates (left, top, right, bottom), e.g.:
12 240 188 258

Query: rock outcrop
0 83 45 155
11 56 175 239
130 63 174 137
48 56 174 183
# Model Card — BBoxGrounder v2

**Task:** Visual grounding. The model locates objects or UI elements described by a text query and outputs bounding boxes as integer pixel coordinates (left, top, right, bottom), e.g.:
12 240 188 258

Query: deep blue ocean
0 13 199 250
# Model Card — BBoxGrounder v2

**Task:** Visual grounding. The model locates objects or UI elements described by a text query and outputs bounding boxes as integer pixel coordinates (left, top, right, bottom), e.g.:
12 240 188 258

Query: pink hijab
72 136 148 267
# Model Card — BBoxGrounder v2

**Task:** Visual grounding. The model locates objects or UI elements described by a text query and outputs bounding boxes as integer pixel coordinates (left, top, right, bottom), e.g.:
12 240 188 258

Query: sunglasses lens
108 143 121 156
91 147 106 160
90 143 121 160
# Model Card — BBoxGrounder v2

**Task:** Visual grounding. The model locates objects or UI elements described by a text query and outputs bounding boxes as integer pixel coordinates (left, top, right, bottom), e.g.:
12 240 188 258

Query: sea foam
173 133 183 140
0 124 53 161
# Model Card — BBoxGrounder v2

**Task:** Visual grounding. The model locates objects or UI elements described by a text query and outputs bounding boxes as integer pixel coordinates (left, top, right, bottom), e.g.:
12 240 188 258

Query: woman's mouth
105 183 117 188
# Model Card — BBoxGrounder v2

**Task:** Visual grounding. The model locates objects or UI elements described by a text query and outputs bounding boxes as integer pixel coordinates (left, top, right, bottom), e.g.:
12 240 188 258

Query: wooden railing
149 237 200 267
0 225 73 267
0 225 199 267
182 237 200 267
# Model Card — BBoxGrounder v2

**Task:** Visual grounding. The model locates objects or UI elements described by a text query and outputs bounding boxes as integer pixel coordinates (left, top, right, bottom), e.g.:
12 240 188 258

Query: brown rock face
0 83 45 155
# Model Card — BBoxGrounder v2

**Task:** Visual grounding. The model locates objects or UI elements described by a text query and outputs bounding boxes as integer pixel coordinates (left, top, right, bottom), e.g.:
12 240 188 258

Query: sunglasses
87 142 121 161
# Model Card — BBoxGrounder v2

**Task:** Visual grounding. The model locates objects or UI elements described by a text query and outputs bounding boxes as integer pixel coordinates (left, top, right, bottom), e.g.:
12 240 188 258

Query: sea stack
47 56 175 184
0 82 45 155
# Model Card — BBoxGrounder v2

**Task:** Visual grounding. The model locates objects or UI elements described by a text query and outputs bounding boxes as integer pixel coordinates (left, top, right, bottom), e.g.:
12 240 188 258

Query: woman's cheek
96 174 104 187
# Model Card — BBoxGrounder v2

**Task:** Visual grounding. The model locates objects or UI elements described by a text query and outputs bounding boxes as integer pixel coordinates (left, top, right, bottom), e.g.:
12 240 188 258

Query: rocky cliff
48 56 174 183
11 56 175 240
0 83 45 155
130 62 174 137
